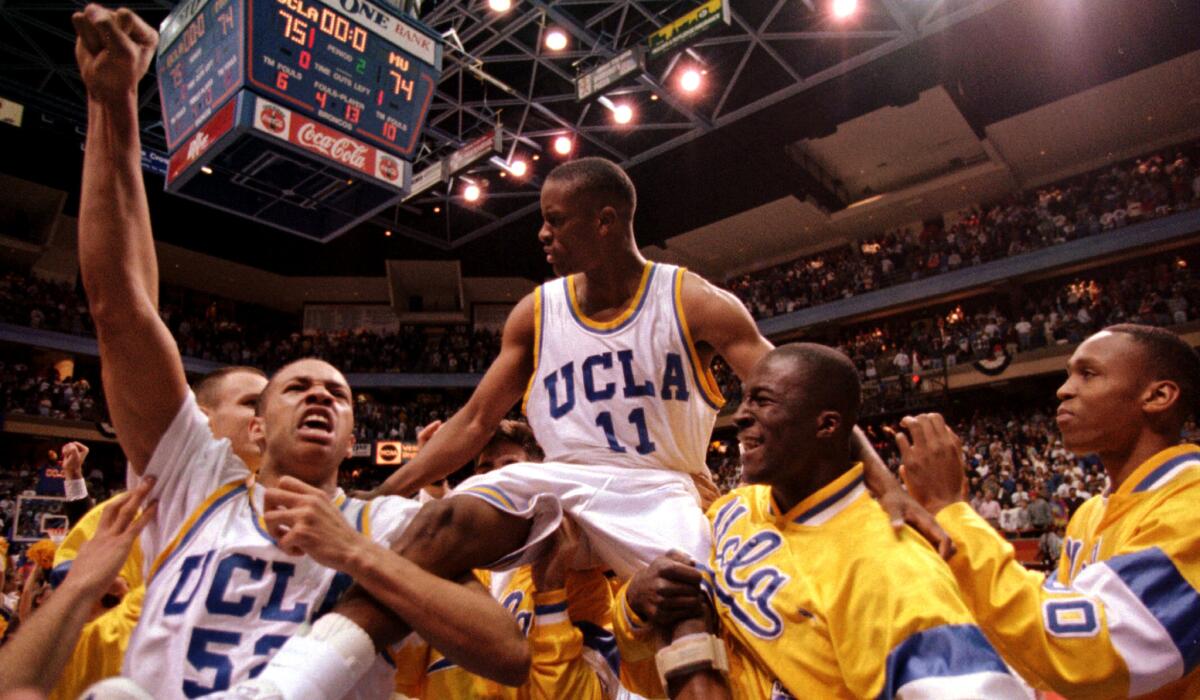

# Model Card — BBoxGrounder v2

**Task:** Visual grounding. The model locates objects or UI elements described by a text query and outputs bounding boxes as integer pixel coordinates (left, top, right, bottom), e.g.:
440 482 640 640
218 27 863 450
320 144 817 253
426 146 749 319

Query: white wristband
64 478 88 501
655 633 729 689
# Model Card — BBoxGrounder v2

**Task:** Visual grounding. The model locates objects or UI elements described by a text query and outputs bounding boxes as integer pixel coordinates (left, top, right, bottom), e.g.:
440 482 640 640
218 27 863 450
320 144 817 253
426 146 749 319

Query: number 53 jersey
124 392 420 699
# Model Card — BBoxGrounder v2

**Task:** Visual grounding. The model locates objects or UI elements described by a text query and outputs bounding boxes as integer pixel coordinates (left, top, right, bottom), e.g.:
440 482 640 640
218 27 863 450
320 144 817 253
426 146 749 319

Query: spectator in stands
1027 489 1053 533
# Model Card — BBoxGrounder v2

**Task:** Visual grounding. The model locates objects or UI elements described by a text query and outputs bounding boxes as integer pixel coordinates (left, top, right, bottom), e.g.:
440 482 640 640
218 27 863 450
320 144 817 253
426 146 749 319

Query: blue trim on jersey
534 600 568 615
1106 547 1200 671
157 485 247 576
48 561 72 588
458 485 518 512
563 264 657 335
427 657 456 674
355 502 367 534
670 268 722 411
576 620 621 676
251 505 277 545
1132 454 1200 493
878 624 1010 699
793 475 864 524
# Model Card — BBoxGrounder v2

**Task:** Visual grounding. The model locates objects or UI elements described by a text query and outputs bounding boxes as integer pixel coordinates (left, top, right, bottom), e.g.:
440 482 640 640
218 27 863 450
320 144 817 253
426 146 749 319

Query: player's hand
61 477 157 598
263 476 365 569
896 412 968 519
625 551 708 631
531 517 580 593
858 425 955 560
416 420 443 449
72 4 158 105
61 441 90 481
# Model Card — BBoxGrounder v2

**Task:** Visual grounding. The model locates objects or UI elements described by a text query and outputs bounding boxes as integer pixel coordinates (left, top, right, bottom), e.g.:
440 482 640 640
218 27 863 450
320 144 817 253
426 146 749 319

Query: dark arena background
0 0 1199 698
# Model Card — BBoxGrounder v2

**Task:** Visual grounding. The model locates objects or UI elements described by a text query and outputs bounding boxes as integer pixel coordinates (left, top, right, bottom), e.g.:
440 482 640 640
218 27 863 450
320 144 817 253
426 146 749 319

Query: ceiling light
464 183 482 202
553 135 573 155
680 68 702 92
832 0 857 20
433 206 441 214
384 229 393 237
200 166 214 175
545 29 568 51
487 0 512 12
509 158 528 177
612 104 633 124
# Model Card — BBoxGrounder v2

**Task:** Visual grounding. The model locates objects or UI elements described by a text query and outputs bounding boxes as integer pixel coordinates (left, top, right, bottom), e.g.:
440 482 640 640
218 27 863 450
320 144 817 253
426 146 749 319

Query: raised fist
72 4 158 105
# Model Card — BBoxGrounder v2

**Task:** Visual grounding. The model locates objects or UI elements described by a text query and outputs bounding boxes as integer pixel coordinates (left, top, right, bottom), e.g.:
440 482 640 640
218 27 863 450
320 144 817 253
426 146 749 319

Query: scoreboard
157 0 441 161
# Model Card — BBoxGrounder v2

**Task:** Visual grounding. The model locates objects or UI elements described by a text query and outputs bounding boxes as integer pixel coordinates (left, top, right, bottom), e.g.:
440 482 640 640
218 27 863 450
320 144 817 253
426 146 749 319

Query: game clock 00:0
248 0 439 159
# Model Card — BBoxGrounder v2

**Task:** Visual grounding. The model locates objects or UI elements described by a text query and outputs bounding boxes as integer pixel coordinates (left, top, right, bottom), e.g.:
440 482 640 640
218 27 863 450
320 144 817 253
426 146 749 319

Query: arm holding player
366 294 536 498
0 479 155 695
897 413 1200 696
680 271 952 555
73 4 187 475
263 477 531 685
616 551 733 700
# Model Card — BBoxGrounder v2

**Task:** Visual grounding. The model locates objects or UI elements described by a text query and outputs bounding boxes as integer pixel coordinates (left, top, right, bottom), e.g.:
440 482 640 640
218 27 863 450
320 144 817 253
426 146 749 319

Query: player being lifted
899 325 1200 698
71 5 528 698
249 156 950 697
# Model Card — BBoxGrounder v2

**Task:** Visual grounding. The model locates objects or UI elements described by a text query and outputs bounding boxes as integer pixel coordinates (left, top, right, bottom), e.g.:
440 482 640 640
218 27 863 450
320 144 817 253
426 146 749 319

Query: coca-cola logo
379 156 399 182
259 106 285 134
185 131 211 162
297 123 368 170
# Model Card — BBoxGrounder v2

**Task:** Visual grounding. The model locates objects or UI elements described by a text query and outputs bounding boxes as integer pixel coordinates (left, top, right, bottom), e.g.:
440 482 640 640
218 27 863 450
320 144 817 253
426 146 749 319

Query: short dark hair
545 157 636 216
480 420 544 463
253 358 347 416
770 343 862 427
1105 324 1200 425
193 366 266 410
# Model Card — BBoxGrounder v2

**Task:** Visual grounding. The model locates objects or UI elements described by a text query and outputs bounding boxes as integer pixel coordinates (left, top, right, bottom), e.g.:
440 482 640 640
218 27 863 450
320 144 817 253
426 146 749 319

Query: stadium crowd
727 141 1200 320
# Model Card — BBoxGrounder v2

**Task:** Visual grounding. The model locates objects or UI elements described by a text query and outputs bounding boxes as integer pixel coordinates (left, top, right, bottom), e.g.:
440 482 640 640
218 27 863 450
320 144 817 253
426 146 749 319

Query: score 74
387 69 415 101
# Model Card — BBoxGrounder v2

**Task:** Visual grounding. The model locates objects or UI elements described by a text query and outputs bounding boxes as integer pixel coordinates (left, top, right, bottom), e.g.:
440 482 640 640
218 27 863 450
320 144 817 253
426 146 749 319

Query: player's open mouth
739 433 763 456
297 408 335 443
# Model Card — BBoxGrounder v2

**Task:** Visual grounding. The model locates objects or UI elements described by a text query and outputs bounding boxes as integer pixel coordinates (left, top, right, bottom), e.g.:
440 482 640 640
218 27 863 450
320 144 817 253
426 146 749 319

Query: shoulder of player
705 484 764 523
500 289 539 342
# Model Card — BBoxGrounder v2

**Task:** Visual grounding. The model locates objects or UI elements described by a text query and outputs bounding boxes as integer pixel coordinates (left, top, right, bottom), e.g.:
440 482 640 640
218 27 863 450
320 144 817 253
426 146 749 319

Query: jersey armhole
672 268 725 410
521 285 545 415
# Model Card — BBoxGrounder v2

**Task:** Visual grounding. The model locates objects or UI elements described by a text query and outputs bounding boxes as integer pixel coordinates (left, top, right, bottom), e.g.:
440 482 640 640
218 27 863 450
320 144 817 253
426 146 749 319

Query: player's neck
256 460 339 497
575 248 648 311
1099 430 1178 492
770 453 849 515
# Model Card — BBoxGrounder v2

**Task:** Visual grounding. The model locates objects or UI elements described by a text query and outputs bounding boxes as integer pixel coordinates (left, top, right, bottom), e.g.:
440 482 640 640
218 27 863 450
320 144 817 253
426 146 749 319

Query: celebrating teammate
615 344 1028 699
898 324 1200 698
252 156 948 697
71 5 528 698
48 366 267 700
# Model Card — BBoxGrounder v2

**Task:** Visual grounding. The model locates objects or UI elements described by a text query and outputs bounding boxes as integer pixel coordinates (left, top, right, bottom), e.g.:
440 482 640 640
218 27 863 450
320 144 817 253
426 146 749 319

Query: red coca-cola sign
259 106 286 134
296 123 368 170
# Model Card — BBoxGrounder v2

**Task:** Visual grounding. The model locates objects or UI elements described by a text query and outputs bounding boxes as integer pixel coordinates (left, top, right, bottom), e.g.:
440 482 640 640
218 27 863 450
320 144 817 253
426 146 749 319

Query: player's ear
815 410 842 439
597 205 618 236
248 416 266 450
1142 378 1181 420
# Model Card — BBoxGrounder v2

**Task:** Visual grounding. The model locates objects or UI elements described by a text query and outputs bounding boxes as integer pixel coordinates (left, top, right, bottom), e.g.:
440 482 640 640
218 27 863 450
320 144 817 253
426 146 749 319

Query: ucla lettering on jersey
124 392 419 699
523 263 723 475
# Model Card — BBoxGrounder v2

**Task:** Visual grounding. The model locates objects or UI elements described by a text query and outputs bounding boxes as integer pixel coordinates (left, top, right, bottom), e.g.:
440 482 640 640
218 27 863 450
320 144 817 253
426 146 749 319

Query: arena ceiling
1 0 1199 281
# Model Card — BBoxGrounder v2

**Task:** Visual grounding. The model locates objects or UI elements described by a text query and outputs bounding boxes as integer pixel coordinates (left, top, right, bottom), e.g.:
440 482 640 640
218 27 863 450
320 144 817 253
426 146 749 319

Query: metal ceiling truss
0 0 1010 250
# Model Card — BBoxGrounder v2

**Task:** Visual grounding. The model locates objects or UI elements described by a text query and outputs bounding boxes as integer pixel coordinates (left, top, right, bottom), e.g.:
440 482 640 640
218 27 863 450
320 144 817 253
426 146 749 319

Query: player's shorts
452 462 712 579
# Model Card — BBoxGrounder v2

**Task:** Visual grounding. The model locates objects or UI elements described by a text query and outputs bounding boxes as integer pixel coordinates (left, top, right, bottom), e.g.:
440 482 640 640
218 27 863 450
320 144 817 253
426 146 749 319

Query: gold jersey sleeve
935 444 1200 699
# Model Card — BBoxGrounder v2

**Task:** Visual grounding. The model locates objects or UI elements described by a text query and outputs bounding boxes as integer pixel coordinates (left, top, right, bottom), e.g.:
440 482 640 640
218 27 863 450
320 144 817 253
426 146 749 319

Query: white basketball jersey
523 263 724 474
124 392 419 699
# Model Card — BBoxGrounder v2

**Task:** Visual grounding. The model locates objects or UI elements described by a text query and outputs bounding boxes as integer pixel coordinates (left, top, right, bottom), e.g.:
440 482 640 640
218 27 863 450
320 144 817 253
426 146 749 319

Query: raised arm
680 271 772 381
73 5 187 473
899 414 1200 697
370 292 536 497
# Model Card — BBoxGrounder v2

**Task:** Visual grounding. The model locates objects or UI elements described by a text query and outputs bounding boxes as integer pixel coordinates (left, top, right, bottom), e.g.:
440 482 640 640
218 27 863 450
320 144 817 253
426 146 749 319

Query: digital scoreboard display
158 0 245 153
158 0 441 161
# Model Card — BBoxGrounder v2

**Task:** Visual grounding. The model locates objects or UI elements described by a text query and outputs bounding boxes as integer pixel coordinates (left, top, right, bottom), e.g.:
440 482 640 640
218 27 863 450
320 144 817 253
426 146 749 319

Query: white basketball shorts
452 462 712 579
